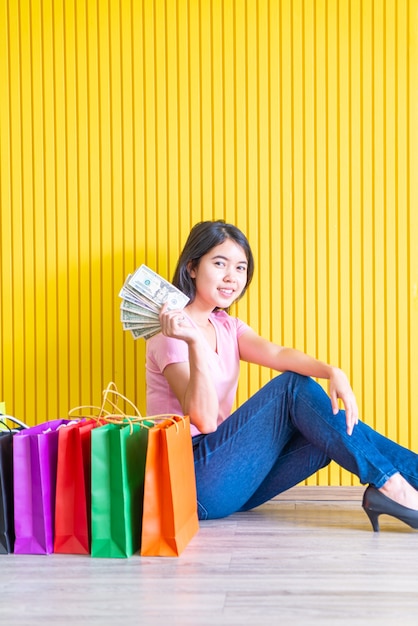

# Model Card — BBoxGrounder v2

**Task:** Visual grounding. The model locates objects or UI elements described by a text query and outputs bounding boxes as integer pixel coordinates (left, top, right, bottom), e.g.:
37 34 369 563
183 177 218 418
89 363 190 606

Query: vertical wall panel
234 1 249 406
361 0 375 456
1 0 417 486
0 0 13 419
409 0 418 448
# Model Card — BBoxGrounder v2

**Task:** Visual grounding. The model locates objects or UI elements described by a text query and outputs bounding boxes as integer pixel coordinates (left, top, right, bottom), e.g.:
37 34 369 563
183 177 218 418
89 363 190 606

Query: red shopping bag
54 420 97 554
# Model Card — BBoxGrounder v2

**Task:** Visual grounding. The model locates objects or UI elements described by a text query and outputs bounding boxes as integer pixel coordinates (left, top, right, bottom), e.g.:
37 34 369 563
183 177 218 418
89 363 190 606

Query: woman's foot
378 472 418 510
363 485 418 532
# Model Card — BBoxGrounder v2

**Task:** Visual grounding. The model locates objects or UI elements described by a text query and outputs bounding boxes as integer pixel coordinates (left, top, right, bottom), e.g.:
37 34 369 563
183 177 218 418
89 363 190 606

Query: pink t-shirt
145 310 250 436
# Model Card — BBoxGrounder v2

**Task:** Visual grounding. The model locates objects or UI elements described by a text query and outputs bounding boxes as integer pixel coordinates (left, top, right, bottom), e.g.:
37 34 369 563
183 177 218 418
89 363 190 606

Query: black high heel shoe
362 485 418 532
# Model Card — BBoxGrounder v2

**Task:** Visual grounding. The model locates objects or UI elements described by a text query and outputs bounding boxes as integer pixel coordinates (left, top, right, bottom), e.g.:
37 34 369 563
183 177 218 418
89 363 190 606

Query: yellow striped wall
1 0 417 486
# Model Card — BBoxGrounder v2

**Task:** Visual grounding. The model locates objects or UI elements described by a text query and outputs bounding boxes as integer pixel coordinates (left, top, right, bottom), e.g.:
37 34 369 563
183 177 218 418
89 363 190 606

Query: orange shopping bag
140 415 199 557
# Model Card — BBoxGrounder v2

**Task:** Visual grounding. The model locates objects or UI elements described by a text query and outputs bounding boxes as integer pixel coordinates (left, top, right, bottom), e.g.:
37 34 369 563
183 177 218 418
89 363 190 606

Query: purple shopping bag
13 419 73 554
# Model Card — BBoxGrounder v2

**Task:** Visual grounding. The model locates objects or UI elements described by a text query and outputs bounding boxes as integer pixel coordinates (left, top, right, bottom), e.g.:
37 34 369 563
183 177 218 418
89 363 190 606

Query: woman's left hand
329 367 359 435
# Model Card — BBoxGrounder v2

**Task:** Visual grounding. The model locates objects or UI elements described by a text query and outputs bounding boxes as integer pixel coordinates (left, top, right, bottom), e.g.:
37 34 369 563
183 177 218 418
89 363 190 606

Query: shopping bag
91 421 149 558
13 419 73 554
0 415 29 554
140 415 199 557
54 420 97 554
0 430 14 554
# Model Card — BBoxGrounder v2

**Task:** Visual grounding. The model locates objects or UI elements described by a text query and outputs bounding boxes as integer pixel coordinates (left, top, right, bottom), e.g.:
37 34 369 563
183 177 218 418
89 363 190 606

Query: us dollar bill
119 282 160 314
119 264 189 341
120 307 159 324
127 264 189 310
120 299 159 319
130 325 161 340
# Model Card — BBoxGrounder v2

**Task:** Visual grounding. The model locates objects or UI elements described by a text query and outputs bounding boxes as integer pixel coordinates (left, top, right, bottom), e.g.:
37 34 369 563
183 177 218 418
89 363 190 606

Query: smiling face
189 238 249 311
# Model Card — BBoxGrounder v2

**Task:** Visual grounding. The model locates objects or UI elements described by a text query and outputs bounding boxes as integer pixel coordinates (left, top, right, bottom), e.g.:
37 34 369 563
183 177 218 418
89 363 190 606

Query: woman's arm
238 329 359 435
159 306 219 433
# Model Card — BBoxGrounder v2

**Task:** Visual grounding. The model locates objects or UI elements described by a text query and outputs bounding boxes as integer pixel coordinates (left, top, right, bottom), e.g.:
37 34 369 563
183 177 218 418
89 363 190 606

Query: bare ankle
379 473 418 509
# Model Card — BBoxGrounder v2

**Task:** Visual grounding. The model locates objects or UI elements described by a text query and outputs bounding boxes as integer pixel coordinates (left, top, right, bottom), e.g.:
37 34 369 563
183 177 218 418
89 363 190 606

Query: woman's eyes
214 261 247 272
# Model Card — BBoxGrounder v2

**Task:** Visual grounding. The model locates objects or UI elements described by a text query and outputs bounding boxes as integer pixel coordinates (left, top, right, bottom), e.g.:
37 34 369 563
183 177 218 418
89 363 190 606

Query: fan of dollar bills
119 264 190 340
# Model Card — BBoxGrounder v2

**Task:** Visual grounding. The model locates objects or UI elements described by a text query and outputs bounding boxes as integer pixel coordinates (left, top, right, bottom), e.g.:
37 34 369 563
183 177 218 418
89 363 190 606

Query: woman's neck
185 303 214 328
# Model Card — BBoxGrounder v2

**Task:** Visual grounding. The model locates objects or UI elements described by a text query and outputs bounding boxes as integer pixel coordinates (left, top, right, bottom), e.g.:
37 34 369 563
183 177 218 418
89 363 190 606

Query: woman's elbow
190 414 218 434
198 422 218 434
185 399 219 434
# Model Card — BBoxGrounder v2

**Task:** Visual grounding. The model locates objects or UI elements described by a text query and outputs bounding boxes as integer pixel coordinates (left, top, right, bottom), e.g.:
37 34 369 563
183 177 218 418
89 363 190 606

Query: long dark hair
172 220 254 305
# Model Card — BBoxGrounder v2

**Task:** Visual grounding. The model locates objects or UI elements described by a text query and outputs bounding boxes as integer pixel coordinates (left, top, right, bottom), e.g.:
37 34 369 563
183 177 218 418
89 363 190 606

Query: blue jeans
192 372 418 520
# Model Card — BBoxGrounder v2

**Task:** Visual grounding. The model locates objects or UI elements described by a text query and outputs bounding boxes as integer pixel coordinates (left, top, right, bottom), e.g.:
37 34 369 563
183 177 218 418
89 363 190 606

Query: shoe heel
363 506 380 532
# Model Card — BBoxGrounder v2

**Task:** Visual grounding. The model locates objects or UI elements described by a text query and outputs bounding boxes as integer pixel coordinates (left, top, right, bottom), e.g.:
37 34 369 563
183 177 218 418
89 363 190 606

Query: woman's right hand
159 303 197 343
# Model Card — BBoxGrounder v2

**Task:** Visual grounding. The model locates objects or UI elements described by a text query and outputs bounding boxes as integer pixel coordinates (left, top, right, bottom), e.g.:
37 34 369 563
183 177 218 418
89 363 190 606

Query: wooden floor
2 487 418 625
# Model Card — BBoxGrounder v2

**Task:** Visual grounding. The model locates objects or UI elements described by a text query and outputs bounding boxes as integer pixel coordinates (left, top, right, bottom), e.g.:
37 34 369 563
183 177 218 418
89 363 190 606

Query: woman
146 220 418 531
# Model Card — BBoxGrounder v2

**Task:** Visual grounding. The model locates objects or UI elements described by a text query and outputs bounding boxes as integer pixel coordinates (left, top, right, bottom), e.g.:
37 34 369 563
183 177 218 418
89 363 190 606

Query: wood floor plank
1 488 418 625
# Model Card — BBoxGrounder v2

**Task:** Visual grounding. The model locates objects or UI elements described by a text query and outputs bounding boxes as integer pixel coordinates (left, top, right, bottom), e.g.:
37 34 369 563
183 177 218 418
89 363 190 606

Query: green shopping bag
91 422 149 558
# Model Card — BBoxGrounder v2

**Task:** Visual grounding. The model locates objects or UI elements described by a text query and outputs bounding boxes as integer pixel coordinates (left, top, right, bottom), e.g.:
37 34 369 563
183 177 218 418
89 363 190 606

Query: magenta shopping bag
13 419 73 554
